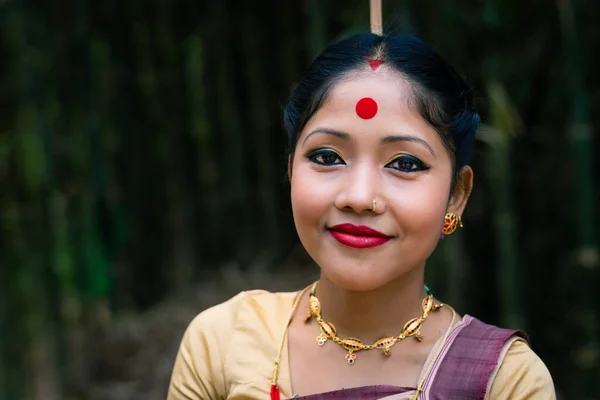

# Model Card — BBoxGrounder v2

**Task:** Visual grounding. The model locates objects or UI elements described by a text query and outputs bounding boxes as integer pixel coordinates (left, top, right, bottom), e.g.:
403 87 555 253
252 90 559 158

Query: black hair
283 32 480 175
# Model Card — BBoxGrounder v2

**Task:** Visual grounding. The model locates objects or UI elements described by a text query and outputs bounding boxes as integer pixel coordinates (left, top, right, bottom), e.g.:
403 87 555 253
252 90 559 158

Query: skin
286 68 473 395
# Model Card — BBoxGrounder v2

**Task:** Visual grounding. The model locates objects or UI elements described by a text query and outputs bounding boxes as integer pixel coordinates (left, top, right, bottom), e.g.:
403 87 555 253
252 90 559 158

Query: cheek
386 177 449 235
290 166 332 233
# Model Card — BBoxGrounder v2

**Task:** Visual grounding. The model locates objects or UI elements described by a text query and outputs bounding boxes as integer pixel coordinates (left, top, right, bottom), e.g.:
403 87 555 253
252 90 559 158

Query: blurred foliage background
1 0 598 399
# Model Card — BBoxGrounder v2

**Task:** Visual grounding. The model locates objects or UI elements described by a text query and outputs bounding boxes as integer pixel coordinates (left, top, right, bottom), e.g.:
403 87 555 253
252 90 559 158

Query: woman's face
290 71 471 292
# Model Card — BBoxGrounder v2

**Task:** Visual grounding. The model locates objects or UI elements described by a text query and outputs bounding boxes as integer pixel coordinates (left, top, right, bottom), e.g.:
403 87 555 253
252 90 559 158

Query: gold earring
442 212 463 235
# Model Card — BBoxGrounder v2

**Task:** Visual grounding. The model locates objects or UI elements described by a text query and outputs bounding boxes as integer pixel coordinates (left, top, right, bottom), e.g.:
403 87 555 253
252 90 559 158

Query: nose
334 161 383 214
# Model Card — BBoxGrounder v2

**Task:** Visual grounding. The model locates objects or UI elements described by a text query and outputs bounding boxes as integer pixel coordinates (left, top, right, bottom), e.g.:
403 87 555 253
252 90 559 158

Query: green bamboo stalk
185 36 214 191
0 78 8 398
184 34 217 278
49 189 82 389
132 22 162 123
64 112 97 392
272 2 301 92
0 22 13 392
88 37 130 309
483 82 523 330
40 73 68 396
15 101 60 400
130 18 176 303
0 199 26 400
0 269 7 400
240 12 278 266
212 0 251 260
159 3 197 290
8 2 62 397
306 0 326 60
85 39 111 308
557 0 598 396
80 193 110 307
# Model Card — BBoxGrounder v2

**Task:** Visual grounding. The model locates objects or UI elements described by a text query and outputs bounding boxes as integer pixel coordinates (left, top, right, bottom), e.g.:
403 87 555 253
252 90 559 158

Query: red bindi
355 97 378 119
368 59 384 71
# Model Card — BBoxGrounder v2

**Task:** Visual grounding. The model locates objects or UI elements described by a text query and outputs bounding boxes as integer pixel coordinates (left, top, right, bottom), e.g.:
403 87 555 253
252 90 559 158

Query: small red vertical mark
368 59 384 71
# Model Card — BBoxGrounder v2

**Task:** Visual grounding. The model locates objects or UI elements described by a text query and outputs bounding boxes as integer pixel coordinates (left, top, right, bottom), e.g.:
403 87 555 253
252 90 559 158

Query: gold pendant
316 334 327 346
344 351 357 365
414 331 423 342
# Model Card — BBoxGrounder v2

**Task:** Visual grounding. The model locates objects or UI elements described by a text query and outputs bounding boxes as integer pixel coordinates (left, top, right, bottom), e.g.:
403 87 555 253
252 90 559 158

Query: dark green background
1 0 598 398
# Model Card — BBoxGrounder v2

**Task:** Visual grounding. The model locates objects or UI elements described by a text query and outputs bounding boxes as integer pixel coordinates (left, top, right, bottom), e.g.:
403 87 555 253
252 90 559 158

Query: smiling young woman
167 32 555 400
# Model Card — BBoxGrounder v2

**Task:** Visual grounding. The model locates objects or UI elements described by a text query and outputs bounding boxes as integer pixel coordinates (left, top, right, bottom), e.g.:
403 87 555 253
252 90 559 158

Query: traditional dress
168 289 555 399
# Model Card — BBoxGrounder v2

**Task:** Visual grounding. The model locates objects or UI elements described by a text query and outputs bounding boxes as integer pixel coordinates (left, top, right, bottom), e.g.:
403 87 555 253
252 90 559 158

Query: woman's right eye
307 149 345 166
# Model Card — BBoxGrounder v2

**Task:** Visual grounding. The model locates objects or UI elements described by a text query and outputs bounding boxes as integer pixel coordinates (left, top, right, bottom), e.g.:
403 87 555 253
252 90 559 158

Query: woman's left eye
385 155 429 172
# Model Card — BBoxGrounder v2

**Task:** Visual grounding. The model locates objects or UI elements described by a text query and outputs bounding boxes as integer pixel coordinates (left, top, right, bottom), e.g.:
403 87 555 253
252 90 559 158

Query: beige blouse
168 290 556 399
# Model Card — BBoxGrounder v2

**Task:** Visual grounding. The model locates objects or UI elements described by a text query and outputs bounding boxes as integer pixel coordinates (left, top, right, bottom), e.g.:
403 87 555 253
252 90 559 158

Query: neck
315 269 428 343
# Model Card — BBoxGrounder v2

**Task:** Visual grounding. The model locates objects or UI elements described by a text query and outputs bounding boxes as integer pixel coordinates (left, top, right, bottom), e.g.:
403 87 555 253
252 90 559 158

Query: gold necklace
304 281 444 364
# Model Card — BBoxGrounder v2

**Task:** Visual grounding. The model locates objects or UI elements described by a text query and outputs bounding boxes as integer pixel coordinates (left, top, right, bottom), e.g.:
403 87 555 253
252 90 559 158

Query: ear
287 155 292 181
448 166 473 215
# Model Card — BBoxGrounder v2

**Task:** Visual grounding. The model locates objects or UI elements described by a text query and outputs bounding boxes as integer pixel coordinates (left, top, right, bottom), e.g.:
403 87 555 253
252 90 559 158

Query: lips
328 223 392 249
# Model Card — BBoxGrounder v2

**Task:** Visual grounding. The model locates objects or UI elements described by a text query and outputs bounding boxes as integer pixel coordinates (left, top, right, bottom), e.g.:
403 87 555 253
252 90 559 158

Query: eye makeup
384 154 429 173
306 148 345 166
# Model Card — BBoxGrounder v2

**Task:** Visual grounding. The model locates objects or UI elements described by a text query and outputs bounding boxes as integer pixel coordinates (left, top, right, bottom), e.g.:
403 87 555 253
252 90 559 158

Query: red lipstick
329 223 391 249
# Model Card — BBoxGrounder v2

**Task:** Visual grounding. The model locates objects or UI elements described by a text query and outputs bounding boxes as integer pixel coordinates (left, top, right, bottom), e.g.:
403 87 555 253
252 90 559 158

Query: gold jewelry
441 212 463 235
370 199 377 212
305 281 444 365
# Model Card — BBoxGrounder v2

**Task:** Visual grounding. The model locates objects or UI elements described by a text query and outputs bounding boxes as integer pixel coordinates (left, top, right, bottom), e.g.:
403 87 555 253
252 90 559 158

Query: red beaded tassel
270 384 281 400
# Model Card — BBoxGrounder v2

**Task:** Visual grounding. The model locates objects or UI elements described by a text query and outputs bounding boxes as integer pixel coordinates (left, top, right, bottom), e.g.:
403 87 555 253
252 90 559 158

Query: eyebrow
382 135 436 158
302 128 349 145
302 128 436 158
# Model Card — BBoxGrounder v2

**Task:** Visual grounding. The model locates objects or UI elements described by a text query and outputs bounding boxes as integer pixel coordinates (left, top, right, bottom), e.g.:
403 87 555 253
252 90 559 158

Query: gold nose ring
371 199 377 212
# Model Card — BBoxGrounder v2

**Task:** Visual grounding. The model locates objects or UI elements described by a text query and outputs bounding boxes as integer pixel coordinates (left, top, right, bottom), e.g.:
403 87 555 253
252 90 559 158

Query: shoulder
488 339 556 399
458 317 555 399
187 289 299 339
168 289 299 399
432 316 555 399
183 289 300 366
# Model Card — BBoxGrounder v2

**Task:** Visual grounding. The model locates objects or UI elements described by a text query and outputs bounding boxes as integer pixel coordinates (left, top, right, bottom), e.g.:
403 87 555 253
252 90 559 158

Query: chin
319 262 396 292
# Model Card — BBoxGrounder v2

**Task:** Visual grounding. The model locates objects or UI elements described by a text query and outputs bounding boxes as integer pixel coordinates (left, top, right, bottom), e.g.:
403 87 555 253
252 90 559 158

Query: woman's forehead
295 73 450 160
326 72 413 111
303 75 433 138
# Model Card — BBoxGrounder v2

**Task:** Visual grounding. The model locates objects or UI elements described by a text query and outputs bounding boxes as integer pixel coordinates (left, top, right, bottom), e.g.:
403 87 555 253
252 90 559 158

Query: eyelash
306 149 429 173
386 155 429 172
307 149 345 166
